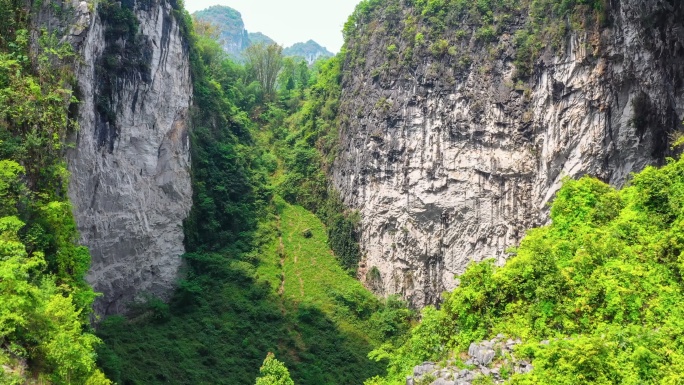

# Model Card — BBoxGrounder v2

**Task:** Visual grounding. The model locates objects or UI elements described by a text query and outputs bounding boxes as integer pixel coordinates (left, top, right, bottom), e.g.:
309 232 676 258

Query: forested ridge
2 0 684 384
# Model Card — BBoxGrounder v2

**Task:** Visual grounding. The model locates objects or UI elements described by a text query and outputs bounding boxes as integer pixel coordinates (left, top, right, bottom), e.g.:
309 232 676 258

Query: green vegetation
268 57 366 273
96 0 152 149
96 8 414 385
7 1 669 384
367 155 684 384
0 1 109 383
98 196 412 384
343 0 608 78
255 353 295 385
245 43 285 100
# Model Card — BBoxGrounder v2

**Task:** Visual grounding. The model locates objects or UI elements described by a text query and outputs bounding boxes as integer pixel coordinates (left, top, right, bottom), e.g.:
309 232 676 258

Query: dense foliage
245 43 285 100
368 155 684 384
343 0 607 79
255 353 295 385
96 9 414 385
266 57 365 273
0 1 109 383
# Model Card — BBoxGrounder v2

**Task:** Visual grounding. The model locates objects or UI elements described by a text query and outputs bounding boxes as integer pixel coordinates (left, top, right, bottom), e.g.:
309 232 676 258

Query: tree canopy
255 353 295 385
367 155 684 384
244 43 284 100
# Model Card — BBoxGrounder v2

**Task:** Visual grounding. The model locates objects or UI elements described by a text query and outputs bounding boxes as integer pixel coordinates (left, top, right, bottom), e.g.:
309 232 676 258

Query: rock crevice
333 0 684 307
66 0 193 315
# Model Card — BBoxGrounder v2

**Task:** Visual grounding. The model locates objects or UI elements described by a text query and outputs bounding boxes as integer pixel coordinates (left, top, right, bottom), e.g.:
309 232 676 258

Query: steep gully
58 0 684 313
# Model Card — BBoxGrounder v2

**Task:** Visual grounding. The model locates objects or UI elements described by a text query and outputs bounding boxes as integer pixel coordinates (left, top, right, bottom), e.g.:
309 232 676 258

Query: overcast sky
185 0 362 53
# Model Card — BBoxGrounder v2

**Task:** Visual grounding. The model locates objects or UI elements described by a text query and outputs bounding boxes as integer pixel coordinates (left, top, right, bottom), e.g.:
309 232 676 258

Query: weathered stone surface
414 363 437 377
469 343 495 366
409 336 527 385
67 0 193 315
333 0 684 307
431 379 456 385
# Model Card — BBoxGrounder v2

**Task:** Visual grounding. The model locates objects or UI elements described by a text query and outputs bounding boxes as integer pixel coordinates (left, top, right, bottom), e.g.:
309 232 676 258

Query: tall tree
244 43 283 100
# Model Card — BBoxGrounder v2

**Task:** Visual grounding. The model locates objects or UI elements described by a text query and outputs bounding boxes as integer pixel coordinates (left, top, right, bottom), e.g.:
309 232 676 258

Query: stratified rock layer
333 0 684 306
67 0 193 315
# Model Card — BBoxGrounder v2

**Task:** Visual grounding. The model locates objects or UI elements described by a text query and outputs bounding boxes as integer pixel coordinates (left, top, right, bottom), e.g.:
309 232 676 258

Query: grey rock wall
66 0 193 315
193 5 251 61
334 0 684 307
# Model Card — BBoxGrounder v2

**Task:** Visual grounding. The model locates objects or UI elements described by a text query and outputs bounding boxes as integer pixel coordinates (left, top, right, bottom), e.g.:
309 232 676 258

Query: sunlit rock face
333 0 684 307
66 0 193 315
193 5 251 61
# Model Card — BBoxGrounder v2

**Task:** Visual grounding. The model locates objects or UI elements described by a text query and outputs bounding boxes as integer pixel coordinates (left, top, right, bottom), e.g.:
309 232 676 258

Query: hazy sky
185 0 362 53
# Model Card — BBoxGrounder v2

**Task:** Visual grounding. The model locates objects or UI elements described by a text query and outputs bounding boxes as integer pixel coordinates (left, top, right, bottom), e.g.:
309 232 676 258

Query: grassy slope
263 198 377 343
98 197 387 385
262 198 387 382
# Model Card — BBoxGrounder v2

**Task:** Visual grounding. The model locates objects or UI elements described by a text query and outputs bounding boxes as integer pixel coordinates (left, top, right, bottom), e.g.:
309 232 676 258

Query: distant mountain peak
194 6 333 65
283 40 333 65
193 5 250 60
248 32 275 47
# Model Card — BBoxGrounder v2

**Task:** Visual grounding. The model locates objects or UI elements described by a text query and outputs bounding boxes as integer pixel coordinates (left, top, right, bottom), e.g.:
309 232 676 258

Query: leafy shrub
255 353 294 385
343 0 608 79
0 2 107 381
429 39 449 56
369 156 684 384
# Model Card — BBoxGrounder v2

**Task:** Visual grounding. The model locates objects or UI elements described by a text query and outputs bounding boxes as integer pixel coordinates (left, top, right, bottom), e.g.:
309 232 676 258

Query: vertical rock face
67 0 193 315
333 0 684 307
193 5 251 60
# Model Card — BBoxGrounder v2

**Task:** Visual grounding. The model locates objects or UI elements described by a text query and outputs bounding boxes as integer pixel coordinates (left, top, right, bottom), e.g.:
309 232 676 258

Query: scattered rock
409 337 532 385
414 362 437 377
431 379 455 385
468 342 495 365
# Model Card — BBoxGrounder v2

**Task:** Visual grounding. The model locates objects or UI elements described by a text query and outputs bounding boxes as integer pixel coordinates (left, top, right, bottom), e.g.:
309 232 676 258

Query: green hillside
367 156 684 384
97 198 411 384
95 12 413 385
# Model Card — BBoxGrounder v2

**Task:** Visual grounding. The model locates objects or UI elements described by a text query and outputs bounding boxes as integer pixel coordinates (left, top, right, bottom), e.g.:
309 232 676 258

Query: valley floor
97 197 407 385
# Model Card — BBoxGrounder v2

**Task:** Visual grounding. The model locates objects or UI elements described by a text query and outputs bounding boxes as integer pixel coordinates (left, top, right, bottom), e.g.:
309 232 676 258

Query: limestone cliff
334 0 684 307
193 5 250 60
66 0 193 315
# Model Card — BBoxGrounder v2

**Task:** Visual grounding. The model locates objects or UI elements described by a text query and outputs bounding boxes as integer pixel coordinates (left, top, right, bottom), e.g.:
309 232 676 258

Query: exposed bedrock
66 0 193 315
333 0 684 307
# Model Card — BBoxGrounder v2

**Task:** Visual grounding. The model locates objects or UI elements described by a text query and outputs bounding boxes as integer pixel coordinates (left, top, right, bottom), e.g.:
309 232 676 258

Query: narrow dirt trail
277 215 286 296
294 244 301 263
297 273 304 297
